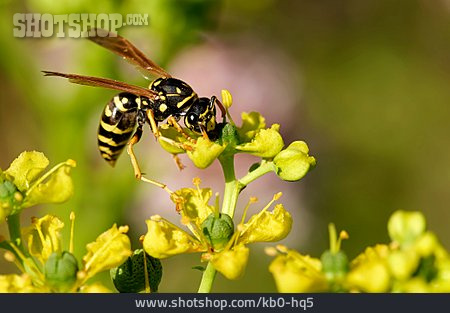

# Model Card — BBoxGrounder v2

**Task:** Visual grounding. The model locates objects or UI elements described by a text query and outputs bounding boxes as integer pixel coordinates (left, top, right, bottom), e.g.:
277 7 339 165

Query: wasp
43 28 224 192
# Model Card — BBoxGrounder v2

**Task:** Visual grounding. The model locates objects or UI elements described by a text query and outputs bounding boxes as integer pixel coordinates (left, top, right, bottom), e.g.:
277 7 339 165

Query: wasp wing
87 28 171 79
42 71 159 99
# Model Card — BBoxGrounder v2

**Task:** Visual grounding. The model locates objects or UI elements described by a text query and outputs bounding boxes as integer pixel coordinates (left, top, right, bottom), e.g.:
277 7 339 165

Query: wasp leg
172 154 185 170
199 125 209 140
167 116 196 143
127 125 173 194
146 110 193 151
146 109 161 140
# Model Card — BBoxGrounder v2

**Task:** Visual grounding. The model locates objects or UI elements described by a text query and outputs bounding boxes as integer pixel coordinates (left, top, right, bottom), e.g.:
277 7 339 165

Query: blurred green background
1 0 450 292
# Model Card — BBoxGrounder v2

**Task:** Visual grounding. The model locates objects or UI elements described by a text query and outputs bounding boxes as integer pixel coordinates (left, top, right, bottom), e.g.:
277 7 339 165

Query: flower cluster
158 90 316 181
0 214 131 292
1 151 75 221
268 211 450 292
140 91 315 290
0 152 159 293
143 180 292 280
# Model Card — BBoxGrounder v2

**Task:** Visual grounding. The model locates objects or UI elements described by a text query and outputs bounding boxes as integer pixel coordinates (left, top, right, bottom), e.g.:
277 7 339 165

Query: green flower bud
388 211 426 246
273 141 316 181
111 249 162 293
44 251 78 292
321 250 349 281
201 213 234 250
219 123 240 147
236 124 284 158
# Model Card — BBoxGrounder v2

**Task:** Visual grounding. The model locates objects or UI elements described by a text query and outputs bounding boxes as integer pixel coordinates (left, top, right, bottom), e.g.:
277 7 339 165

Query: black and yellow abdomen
97 93 143 166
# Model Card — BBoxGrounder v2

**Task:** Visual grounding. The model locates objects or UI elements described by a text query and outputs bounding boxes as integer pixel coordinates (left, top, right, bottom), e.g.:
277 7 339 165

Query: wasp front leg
145 110 193 151
167 116 197 143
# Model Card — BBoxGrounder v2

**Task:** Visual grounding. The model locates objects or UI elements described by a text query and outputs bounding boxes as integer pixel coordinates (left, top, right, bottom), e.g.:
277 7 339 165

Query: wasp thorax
150 77 198 121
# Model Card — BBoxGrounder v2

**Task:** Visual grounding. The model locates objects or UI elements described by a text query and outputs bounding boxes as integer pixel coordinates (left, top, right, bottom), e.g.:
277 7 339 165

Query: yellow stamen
69 212 75 254
275 244 288 253
264 246 278 256
4 251 16 262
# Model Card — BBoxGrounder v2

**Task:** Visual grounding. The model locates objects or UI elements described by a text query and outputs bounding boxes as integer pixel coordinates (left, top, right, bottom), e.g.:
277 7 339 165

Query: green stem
239 160 276 186
197 154 241 293
6 213 27 258
220 155 241 218
197 262 217 293
196 157 276 292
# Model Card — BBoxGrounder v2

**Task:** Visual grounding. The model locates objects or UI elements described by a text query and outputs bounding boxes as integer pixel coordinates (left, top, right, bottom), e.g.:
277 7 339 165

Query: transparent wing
88 28 171 79
42 71 159 99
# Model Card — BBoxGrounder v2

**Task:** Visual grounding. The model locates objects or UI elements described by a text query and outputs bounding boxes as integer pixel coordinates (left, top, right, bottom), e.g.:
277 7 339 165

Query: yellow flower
0 274 44 293
346 245 391 292
0 151 75 222
268 246 328 292
22 215 64 265
143 184 292 280
1 214 131 292
209 244 249 280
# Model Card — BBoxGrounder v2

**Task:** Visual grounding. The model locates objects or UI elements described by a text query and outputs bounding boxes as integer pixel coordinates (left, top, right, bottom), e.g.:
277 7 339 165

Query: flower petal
187 138 226 169
173 187 215 226
273 141 316 181
157 126 188 155
22 215 64 265
239 204 292 244
237 112 266 142
4 151 49 192
79 282 112 293
210 244 249 280
143 216 204 259
388 211 426 247
22 160 76 209
0 274 43 293
236 124 284 158
269 249 328 292
347 260 390 292
82 224 132 279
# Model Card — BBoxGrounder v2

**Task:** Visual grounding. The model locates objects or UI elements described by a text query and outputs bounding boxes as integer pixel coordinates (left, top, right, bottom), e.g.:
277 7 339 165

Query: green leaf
236 124 284 158
111 249 162 293
4 151 49 192
273 141 316 181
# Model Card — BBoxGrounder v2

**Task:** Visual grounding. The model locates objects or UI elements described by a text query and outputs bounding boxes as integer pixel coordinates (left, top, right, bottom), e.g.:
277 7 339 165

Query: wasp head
184 97 217 136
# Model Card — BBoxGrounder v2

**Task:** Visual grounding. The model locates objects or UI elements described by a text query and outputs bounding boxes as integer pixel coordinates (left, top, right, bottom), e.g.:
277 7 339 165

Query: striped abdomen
98 93 140 166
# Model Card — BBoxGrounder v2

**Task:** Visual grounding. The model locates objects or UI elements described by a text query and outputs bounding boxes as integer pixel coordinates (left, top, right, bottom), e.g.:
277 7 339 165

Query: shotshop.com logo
13 13 149 38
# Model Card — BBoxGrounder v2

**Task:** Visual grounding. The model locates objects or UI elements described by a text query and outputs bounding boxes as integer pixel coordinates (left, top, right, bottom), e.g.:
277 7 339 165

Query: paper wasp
44 28 224 192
